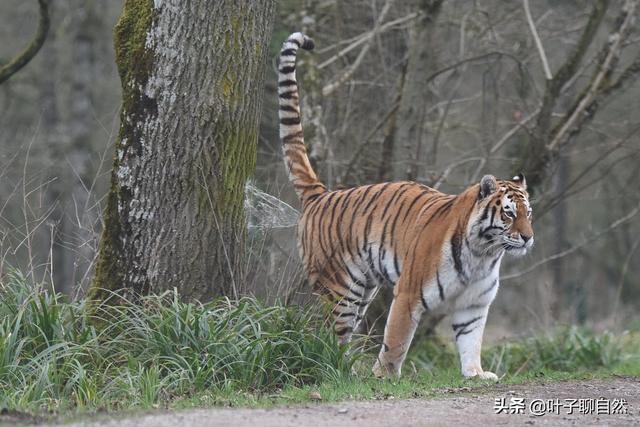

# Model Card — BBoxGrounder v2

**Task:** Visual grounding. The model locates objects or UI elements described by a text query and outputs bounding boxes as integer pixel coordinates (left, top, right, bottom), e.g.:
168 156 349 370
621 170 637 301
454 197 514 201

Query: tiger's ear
512 173 527 190
479 175 498 200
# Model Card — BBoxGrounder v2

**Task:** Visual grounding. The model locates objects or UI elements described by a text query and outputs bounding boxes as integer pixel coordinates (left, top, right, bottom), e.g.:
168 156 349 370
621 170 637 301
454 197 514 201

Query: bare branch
318 12 420 69
523 0 552 80
536 124 640 216
425 51 527 87
432 157 484 189
547 0 637 151
489 107 541 154
339 101 400 185
0 0 50 85
321 0 395 97
532 0 607 139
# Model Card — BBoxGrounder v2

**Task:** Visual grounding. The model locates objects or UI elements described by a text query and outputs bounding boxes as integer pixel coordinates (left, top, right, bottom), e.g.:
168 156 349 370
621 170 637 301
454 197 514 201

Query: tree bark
91 0 275 301
392 0 444 181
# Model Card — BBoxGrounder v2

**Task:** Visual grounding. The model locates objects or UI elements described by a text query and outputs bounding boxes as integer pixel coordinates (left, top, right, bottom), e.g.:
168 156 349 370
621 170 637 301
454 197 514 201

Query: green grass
0 269 638 420
0 270 352 414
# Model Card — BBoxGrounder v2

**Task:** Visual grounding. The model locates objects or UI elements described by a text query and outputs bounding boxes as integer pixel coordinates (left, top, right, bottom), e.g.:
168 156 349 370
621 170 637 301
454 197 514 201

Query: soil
13 377 640 427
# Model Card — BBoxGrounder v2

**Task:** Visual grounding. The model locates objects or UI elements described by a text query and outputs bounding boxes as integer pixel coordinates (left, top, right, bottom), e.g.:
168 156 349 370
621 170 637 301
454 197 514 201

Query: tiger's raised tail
278 32 326 202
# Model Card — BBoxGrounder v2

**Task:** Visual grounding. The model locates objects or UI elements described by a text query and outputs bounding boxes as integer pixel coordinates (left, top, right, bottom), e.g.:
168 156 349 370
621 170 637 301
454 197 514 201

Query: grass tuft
0 270 354 413
408 326 630 377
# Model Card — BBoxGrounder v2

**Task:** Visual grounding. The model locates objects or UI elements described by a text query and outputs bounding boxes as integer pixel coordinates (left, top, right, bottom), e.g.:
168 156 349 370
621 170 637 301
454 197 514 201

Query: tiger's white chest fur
419 239 503 316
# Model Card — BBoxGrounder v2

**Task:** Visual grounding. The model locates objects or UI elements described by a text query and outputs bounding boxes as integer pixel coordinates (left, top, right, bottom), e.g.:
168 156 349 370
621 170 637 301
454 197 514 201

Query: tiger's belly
340 243 401 291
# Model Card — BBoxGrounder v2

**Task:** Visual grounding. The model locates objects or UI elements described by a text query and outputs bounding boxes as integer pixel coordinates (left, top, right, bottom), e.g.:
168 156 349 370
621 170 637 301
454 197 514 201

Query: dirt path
37 377 640 427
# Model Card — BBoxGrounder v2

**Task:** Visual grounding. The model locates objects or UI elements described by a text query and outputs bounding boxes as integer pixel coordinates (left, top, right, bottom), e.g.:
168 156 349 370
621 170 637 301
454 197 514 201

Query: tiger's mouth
502 242 529 256
502 243 521 250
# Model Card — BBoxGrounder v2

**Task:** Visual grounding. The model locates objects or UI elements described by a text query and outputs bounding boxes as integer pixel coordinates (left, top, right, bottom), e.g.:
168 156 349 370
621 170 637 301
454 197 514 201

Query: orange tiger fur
278 33 534 379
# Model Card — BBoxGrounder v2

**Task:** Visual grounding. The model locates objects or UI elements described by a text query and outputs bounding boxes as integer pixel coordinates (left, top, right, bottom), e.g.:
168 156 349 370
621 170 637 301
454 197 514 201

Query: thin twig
490 106 541 154
432 157 484 189
339 101 400 184
523 0 552 80
322 0 395 96
318 12 419 69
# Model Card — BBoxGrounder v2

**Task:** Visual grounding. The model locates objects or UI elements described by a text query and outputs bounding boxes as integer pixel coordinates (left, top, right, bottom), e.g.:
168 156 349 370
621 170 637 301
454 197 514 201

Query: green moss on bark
217 16 259 232
219 126 258 222
90 0 156 301
114 0 157 156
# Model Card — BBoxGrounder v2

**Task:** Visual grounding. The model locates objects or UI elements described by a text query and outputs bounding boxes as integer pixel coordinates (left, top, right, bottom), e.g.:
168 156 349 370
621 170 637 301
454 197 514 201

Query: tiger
277 32 534 380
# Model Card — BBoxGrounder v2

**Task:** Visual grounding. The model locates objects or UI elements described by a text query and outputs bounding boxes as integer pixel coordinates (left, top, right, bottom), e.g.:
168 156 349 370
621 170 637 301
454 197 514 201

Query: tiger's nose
521 234 532 243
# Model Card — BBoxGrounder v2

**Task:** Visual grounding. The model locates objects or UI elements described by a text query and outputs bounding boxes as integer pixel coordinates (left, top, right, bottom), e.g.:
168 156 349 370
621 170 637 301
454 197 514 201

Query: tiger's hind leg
326 278 379 345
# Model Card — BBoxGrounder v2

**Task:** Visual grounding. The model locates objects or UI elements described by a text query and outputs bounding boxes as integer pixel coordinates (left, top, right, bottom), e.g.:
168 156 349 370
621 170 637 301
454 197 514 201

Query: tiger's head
470 173 533 257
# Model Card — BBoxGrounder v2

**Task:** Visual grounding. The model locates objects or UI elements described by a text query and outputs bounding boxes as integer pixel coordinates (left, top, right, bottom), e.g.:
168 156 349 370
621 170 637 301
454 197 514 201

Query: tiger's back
278 33 534 379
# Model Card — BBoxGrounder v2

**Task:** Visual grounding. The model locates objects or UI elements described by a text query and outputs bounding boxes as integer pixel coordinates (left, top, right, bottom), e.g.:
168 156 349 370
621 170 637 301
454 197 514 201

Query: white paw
463 368 498 381
478 371 498 381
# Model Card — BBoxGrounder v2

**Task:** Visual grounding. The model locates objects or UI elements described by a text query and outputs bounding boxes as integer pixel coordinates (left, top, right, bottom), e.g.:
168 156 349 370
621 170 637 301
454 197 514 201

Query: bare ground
27 377 640 427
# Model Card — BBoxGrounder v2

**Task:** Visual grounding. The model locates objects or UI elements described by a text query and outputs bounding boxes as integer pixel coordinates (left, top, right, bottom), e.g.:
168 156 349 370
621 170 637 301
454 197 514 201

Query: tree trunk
91 0 275 301
392 0 443 181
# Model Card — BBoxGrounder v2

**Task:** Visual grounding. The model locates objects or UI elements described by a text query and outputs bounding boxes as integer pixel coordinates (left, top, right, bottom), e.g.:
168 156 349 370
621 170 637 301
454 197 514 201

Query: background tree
91 0 275 301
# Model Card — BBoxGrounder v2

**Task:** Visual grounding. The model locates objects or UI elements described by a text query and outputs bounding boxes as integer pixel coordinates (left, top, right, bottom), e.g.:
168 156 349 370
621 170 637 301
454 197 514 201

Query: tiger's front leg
451 304 497 381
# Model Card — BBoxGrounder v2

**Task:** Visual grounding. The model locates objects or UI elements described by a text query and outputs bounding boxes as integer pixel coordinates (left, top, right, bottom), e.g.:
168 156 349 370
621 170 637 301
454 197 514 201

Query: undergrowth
0 270 352 413
409 325 632 375
0 270 638 417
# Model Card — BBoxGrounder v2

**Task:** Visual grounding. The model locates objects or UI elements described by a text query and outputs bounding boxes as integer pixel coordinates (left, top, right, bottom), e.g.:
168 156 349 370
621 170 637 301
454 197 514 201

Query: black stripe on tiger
479 279 498 297
279 105 298 113
335 326 353 336
451 233 467 284
430 197 455 218
278 90 297 100
280 48 296 57
280 117 301 126
420 288 429 310
436 271 445 301
334 188 359 261
278 79 297 87
452 316 482 340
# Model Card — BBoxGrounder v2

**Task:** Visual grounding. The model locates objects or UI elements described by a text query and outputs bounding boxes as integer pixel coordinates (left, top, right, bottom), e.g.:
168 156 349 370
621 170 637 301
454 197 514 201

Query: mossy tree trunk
91 0 275 301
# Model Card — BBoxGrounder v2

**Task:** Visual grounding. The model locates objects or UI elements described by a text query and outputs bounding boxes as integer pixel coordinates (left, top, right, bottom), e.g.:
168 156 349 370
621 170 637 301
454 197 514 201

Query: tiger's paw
372 360 385 379
372 358 400 379
477 371 499 381
463 368 499 381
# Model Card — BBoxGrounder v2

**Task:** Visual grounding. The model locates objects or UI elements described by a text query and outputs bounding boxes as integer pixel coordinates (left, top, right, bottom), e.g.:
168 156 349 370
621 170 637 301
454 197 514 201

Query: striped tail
278 32 327 202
